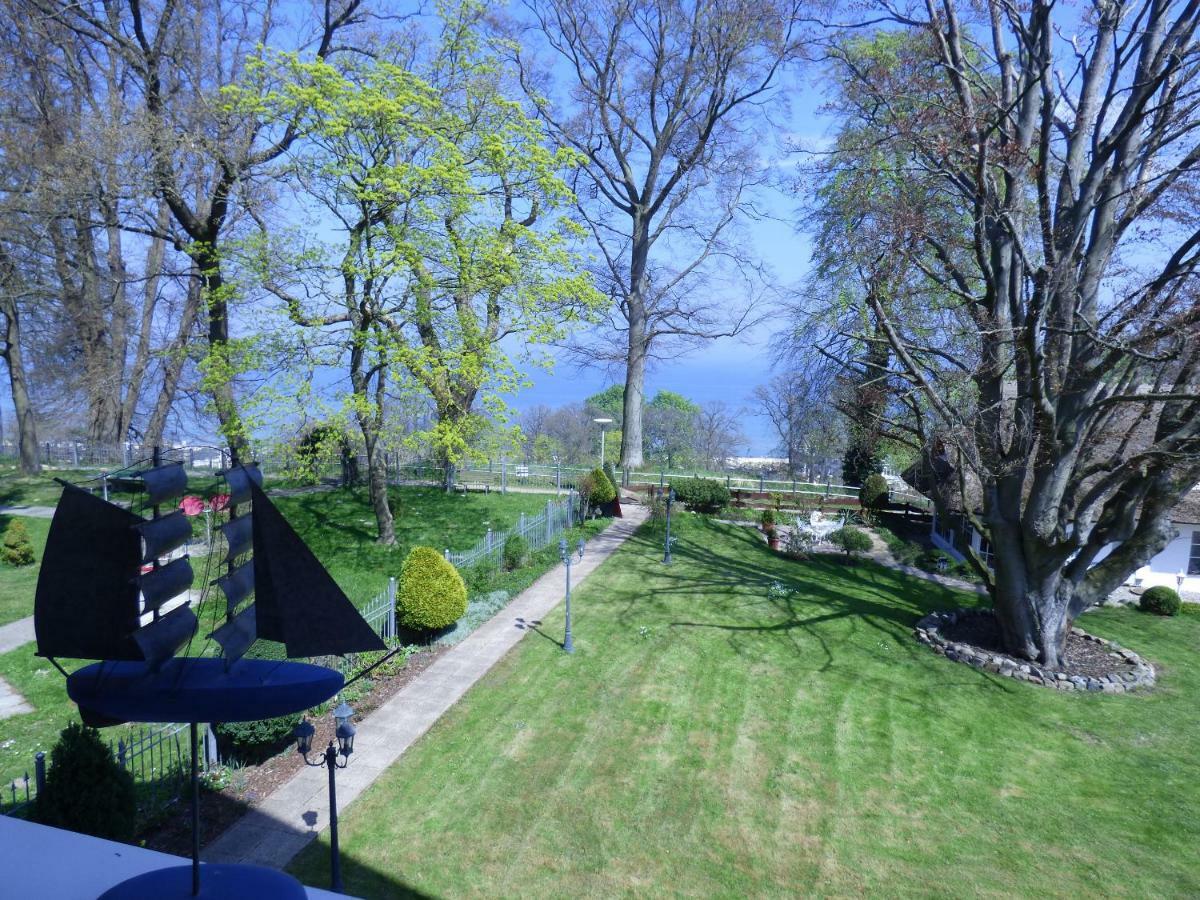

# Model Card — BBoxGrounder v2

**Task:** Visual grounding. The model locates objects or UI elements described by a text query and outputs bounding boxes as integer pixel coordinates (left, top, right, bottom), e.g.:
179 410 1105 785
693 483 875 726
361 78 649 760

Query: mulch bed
138 643 449 856
939 612 1136 679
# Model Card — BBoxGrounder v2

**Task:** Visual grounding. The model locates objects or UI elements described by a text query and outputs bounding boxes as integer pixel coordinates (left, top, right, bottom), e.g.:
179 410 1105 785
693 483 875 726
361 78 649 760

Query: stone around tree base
914 608 1156 693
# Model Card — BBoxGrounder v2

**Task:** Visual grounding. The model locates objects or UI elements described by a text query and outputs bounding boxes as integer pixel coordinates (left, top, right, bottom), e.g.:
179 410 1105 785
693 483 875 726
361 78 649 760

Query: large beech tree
817 4 1200 666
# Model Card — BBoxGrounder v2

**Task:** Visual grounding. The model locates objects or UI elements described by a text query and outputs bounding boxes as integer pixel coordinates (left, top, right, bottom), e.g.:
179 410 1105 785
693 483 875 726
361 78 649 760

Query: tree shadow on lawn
290 842 439 899
611 518 1013 698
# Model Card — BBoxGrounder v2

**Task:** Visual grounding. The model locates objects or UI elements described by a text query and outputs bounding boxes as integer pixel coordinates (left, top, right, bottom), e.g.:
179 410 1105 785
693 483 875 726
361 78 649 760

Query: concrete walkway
0 676 32 719
0 616 34 654
204 505 650 870
0 506 56 519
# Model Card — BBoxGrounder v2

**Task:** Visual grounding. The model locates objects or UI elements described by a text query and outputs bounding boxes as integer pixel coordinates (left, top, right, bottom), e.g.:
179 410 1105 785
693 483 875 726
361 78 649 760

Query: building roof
1174 490 1200 525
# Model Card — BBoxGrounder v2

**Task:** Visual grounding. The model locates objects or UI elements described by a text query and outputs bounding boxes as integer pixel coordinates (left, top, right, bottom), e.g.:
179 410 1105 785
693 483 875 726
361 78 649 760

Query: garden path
0 676 31 719
0 616 33 654
202 505 650 871
0 505 56 519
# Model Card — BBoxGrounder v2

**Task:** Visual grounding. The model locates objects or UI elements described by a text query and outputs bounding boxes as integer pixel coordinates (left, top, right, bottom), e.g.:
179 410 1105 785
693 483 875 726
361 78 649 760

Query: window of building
1190 530 1200 576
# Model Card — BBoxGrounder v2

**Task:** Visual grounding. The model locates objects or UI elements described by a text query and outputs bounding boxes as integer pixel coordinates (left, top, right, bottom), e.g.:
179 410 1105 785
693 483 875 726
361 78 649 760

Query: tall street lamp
294 701 357 894
559 537 585 653
593 417 614 466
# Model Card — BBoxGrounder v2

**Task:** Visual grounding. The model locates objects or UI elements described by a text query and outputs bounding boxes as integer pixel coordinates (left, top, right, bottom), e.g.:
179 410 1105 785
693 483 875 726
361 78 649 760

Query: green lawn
291 514 1200 898
274 486 568 600
0 515 48 625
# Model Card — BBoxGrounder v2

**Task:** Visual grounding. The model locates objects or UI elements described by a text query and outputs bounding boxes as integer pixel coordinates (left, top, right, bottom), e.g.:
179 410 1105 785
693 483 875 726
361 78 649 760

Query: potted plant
760 508 779 550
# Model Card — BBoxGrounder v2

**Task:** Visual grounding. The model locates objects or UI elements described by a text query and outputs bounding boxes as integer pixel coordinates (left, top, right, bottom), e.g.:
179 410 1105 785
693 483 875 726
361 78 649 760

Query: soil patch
914 608 1155 692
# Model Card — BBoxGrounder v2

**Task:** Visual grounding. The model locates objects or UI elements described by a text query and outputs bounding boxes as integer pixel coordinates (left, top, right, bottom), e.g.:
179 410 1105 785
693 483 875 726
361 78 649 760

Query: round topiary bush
829 525 872 559
1139 585 1182 617
399 546 468 631
503 534 528 571
586 467 617 505
859 473 890 511
37 722 136 842
1 518 35 566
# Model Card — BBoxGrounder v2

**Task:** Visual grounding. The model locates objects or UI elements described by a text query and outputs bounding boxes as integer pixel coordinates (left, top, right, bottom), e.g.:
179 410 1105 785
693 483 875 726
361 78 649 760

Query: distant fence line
443 491 582 571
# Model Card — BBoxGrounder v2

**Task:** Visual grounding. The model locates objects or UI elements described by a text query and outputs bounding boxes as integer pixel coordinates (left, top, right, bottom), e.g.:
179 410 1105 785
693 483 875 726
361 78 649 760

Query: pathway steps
203 506 650 870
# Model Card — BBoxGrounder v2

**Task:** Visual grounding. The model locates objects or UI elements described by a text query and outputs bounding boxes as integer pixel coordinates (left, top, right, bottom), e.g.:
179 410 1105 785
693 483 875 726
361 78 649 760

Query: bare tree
753 368 843 478
508 0 803 467
815 3 1200 666
692 400 746 469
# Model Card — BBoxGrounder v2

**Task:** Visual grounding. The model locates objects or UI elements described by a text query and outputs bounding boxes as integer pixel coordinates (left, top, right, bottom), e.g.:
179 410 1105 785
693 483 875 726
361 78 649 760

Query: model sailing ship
33 452 385 897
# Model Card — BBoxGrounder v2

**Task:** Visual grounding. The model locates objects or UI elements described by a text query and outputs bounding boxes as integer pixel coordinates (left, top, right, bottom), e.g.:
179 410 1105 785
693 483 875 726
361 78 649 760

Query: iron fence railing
1 721 207 821
444 492 581 571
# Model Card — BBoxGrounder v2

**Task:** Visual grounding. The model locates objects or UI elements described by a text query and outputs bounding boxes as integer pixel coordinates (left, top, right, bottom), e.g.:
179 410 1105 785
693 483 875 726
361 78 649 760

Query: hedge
399 546 468 631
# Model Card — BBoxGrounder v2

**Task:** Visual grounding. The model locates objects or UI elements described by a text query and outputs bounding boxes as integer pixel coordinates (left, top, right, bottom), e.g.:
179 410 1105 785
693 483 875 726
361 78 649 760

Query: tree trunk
195 247 249 465
364 433 395 545
0 294 39 474
620 331 647 469
144 273 203 450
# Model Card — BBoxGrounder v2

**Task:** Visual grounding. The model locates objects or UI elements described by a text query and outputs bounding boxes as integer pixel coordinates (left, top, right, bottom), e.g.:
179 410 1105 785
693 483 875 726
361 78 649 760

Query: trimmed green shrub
213 716 300 764
1 518 35 566
503 535 528 571
586 467 616 505
859 474 889 511
671 477 730 513
399 546 468 631
1140 585 1182 617
829 526 872 558
37 722 136 842
760 508 776 530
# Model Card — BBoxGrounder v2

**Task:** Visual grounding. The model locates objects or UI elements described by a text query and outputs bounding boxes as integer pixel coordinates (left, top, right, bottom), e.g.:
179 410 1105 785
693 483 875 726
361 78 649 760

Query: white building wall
1134 525 1199 593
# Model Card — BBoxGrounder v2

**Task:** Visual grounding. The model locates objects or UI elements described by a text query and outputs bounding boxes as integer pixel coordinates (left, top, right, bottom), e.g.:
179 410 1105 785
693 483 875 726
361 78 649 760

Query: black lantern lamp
293 701 356 893
334 701 356 759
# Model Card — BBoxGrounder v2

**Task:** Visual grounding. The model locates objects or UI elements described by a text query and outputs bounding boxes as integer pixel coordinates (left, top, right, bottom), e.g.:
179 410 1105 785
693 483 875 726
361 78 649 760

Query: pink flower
210 494 231 513
178 495 205 516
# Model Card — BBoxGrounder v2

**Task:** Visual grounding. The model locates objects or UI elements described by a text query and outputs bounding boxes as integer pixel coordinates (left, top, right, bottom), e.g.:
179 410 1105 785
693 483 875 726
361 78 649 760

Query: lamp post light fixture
294 701 357 894
559 537 585 653
663 487 675 565
593 417 614 466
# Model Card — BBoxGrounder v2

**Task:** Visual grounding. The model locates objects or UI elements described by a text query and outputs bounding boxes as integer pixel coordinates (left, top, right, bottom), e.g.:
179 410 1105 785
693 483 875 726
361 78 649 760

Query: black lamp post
663 487 675 564
294 701 356 894
559 537 585 653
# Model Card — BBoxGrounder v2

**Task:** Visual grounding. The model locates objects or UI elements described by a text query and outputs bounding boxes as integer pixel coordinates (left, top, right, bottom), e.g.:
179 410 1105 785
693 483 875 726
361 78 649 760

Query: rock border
914 608 1155 693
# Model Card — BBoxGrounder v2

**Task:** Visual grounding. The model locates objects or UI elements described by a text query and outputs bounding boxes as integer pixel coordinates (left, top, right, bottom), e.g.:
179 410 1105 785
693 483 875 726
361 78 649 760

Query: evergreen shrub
1 518 35 566
399 546 468 631
671 477 730 513
829 526 872 559
37 722 136 842
1140 585 1182 617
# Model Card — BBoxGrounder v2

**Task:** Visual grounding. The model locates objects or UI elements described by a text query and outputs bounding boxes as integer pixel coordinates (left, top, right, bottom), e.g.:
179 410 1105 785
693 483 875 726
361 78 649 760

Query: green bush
214 716 301 764
760 507 776 530
829 526 872 558
586 467 616 505
503 535 528 571
37 722 136 842
671 477 730 513
859 474 890 511
1 518 35 566
1140 585 1182 617
399 546 468 631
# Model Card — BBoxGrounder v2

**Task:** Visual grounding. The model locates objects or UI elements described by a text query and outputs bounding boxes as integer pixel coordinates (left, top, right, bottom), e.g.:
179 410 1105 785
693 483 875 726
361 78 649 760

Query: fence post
487 528 493 552
388 576 397 639
792 479 796 498
759 472 765 493
34 751 45 795
556 462 562 491
726 474 730 490
71 443 79 467
567 492 574 528
519 512 526 536
546 500 553 543
444 548 451 561
501 458 508 494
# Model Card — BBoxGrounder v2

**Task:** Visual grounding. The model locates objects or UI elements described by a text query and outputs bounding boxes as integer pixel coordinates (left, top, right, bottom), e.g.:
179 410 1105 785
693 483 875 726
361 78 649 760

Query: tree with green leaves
247 6 602 538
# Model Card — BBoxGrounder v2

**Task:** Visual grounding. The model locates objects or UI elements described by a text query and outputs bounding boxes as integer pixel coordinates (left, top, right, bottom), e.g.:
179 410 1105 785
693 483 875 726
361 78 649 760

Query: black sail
35 484 144 660
248 477 385 656
216 559 254 616
220 515 253 562
224 463 264 505
137 511 191 562
137 556 194 616
138 462 188 506
210 605 257 664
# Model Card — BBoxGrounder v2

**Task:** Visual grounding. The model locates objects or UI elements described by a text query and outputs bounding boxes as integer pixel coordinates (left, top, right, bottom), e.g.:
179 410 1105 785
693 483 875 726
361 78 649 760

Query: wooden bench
454 481 491 494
